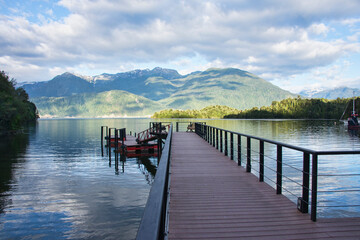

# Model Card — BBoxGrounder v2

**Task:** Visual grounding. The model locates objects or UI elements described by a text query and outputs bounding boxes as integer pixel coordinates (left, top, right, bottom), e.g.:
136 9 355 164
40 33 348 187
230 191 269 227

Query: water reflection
108 151 158 185
1 118 360 239
0 127 33 215
0 119 156 240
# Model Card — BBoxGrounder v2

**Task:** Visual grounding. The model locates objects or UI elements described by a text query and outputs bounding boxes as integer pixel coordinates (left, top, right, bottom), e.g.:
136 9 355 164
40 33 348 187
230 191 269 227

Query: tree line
152 105 240 118
152 96 358 120
0 71 38 134
225 96 353 119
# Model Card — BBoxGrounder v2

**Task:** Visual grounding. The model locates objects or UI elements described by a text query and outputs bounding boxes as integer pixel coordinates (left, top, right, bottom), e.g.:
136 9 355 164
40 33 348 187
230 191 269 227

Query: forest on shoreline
152 105 240 119
152 97 357 120
0 71 38 135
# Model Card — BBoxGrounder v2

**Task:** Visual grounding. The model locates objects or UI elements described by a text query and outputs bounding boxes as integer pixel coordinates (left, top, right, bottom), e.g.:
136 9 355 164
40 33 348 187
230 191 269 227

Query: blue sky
0 0 360 93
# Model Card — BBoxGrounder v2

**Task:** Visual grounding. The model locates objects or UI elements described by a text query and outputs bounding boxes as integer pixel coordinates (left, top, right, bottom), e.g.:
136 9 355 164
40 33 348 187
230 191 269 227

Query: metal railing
136 124 173 240
195 123 360 221
174 121 206 132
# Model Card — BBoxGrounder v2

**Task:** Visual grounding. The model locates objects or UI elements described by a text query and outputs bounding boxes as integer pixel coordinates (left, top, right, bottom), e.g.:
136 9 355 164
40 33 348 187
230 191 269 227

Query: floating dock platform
106 135 159 154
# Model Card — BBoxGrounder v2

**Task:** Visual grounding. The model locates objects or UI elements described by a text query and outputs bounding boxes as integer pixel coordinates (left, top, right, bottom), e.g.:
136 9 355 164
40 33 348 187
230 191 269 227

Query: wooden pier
168 132 360 239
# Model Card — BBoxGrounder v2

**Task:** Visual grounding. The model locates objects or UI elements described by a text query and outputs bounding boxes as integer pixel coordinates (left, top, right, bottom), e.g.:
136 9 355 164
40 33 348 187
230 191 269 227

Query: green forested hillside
159 68 295 110
225 97 352 119
25 68 296 117
152 105 240 118
0 71 38 134
32 90 164 117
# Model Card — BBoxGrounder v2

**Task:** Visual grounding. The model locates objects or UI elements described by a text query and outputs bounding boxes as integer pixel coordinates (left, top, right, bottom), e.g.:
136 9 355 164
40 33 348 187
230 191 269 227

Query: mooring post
101 126 104 145
115 155 119 175
121 128 125 146
106 126 109 146
115 128 118 162
101 126 104 157
120 154 126 173
108 128 112 161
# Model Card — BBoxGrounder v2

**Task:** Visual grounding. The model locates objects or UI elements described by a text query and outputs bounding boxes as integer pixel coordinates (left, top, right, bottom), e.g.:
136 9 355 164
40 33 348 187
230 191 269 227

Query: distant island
152 97 356 120
0 71 38 135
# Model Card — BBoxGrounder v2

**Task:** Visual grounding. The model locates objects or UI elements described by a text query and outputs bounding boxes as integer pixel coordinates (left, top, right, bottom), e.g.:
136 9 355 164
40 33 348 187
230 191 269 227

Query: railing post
311 153 318 221
212 128 215 147
259 140 264 182
276 145 282 194
202 124 204 137
299 152 310 214
230 133 234 160
216 129 219 150
206 125 209 142
176 122 179 132
204 125 207 141
220 130 223 153
238 134 241 166
202 124 205 139
224 131 228 156
246 137 251 172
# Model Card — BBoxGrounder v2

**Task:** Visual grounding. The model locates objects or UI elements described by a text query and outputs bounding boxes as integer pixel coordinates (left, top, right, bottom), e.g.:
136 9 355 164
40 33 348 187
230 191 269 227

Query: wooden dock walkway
168 132 360 240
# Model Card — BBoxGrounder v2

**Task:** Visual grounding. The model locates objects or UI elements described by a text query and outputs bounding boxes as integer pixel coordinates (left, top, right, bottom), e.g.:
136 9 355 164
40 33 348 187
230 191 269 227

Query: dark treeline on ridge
152 97 358 120
0 71 38 134
152 105 240 119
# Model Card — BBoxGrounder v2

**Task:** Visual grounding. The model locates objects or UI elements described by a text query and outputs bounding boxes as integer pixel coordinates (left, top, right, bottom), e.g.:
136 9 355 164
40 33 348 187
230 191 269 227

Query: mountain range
23 67 297 117
299 87 360 99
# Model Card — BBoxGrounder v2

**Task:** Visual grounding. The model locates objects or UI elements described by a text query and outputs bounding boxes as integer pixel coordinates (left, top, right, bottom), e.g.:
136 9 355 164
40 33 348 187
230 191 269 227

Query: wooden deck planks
168 132 360 240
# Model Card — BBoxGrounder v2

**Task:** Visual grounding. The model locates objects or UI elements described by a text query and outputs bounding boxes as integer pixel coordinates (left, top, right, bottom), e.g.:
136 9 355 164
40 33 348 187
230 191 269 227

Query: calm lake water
1 118 360 239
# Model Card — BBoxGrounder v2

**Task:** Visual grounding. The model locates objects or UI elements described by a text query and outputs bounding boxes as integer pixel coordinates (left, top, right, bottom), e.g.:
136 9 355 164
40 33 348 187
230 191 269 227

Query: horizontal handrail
195 122 360 222
197 124 319 154
136 124 172 240
174 121 206 132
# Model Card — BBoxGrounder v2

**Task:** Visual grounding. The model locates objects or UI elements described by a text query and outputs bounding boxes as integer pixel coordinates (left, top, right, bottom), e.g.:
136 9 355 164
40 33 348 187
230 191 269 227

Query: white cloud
1 0 360 89
273 59 360 93
308 23 329 36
